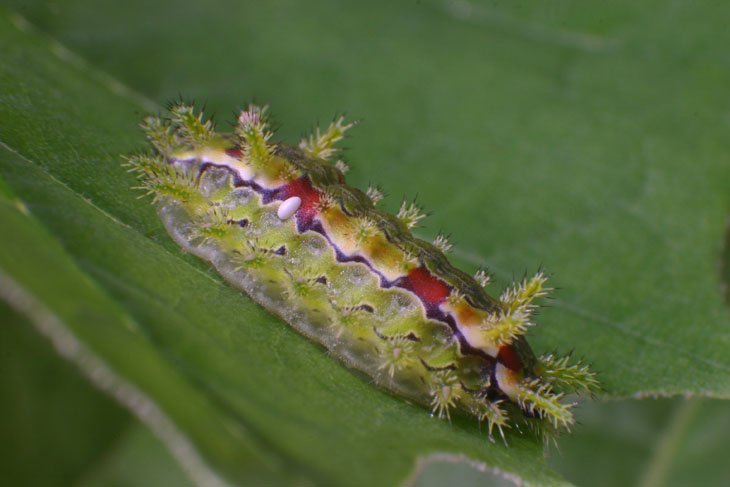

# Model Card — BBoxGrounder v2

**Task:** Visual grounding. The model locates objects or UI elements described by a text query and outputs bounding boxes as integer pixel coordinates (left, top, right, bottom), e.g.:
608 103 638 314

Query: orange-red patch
498 345 522 371
405 267 450 305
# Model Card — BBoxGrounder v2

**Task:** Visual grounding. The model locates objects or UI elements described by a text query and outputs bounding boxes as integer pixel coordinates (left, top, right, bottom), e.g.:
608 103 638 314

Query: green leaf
549 397 730 487
78 423 196 487
0 8 565 487
0 150 296 485
0 301 191 487
0 301 130 486
2 0 730 484
8 0 730 398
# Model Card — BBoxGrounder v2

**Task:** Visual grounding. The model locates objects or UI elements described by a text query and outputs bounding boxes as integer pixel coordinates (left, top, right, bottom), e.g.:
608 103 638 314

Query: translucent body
128 104 599 441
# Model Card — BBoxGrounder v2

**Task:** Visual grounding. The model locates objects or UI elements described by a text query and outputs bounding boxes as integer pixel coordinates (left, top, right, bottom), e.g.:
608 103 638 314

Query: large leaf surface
0 301 194 487
7 0 730 398
549 398 730 487
0 8 565 487
0 301 130 486
2 0 730 485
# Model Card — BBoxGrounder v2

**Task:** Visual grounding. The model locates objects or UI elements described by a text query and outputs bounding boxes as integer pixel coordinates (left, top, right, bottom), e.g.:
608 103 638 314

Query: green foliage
1 1 730 485
0 302 130 486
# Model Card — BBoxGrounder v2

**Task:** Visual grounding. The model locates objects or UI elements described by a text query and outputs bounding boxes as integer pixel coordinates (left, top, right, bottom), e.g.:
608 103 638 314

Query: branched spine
135 163 200 204
538 353 599 394
236 105 275 167
433 234 453 254
480 272 551 346
284 267 326 300
500 272 551 314
397 198 427 229
516 378 575 430
192 206 234 244
234 240 273 270
123 153 164 179
334 160 349 174
429 370 460 420
299 116 356 161
479 309 530 347
139 116 176 156
474 268 492 288
377 335 416 378
476 400 509 444
366 185 384 206
352 217 377 245
169 104 214 147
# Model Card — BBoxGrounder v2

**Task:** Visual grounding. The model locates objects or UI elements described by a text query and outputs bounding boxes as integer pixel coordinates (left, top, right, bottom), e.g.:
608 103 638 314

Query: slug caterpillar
126 103 598 443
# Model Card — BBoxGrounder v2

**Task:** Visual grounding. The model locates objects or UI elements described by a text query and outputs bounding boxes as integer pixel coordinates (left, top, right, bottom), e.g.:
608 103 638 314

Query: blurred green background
1 1 730 486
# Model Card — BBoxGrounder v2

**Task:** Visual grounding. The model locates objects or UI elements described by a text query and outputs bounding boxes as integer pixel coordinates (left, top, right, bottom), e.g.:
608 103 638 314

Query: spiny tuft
139 116 176 156
475 399 509 444
192 206 234 244
335 160 349 174
169 104 214 146
429 371 460 420
474 268 492 288
397 198 427 229
479 309 532 347
500 272 551 314
366 185 384 206
134 163 200 204
538 353 600 394
377 335 417 378
516 378 575 430
122 153 164 179
236 104 275 167
478 272 552 345
433 234 453 254
299 116 356 161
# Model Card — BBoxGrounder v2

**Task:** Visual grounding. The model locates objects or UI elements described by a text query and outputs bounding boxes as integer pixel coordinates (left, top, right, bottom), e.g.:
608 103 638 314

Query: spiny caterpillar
126 102 598 443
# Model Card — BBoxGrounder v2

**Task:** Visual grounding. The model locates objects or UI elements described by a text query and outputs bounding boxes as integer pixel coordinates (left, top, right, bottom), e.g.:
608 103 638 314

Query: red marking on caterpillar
399 267 450 306
498 345 523 372
280 176 321 228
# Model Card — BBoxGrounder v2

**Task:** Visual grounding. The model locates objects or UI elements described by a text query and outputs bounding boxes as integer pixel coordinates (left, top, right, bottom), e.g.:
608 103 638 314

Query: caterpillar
125 103 598 443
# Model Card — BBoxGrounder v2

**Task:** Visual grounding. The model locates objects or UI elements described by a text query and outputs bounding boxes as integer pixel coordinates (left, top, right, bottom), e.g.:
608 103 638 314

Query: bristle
523 416 559 449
